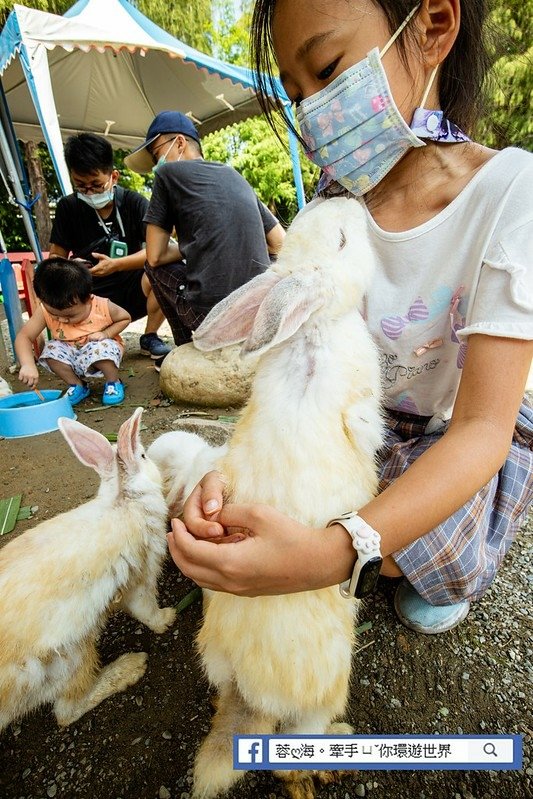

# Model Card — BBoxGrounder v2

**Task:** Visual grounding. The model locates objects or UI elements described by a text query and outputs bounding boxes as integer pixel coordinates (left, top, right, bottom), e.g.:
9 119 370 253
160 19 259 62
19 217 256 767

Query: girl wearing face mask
168 0 533 635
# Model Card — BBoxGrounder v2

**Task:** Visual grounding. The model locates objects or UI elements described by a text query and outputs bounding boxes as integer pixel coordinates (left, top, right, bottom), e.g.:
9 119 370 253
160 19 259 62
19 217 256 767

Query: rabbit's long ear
193 270 281 351
242 271 326 356
116 407 143 470
58 417 115 477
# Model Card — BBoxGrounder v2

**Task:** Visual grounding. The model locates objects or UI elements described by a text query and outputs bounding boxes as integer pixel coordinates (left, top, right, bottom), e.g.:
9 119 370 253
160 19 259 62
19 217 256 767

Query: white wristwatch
327 512 383 599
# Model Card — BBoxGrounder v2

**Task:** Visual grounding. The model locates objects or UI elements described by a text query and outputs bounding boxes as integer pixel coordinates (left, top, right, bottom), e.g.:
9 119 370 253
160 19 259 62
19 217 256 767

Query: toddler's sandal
102 380 125 406
65 383 91 406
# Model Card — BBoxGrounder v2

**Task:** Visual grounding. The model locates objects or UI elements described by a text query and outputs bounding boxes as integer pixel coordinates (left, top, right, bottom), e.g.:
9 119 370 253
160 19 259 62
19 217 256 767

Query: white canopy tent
0 0 304 252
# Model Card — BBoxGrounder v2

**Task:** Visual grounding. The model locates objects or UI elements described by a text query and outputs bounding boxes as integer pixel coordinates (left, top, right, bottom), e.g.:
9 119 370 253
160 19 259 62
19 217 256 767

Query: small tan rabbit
150 196 383 799
0 408 176 733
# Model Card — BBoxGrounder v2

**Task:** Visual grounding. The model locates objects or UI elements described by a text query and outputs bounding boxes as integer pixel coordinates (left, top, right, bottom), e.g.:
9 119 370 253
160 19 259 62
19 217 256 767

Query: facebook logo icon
237 738 264 764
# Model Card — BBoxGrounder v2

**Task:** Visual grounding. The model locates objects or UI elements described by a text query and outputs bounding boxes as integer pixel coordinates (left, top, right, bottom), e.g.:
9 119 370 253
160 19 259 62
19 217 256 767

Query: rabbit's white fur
0 408 176 733
151 197 383 799
0 376 12 398
147 431 227 519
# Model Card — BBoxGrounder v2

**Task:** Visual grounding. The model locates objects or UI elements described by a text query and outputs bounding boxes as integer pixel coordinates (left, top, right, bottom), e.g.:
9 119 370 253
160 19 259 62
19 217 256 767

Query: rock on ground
159 343 258 408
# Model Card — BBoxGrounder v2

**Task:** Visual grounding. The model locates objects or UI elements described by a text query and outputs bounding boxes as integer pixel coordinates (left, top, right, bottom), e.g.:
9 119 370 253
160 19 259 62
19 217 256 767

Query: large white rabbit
150 196 383 799
0 408 176 733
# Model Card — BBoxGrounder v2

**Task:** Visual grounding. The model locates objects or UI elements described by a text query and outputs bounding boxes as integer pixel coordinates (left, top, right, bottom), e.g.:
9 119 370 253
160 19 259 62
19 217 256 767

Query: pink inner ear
59 419 115 475
193 270 281 351
243 272 325 356
117 408 142 468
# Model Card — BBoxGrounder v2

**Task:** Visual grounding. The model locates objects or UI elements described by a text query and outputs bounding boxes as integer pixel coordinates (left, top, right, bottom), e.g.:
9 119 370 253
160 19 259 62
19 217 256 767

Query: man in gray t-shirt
125 111 285 358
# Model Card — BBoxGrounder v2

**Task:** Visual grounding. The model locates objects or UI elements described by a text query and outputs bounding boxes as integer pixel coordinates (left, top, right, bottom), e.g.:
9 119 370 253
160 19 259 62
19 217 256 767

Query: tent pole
19 44 72 196
0 84 42 259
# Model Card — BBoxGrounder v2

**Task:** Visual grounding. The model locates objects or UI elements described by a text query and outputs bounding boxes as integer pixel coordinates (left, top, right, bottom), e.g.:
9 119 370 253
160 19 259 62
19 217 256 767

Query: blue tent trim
62 0 91 16
0 12 23 75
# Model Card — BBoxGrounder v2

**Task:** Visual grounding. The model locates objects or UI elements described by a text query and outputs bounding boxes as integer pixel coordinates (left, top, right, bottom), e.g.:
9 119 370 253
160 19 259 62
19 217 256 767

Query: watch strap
327 512 382 598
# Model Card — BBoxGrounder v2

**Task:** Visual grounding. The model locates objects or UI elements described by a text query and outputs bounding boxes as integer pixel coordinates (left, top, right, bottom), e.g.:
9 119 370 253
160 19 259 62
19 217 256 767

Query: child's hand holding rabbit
169 498 355 596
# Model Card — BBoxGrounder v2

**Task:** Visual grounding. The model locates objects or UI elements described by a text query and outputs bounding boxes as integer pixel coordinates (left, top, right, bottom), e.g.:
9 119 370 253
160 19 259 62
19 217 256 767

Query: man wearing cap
124 111 285 365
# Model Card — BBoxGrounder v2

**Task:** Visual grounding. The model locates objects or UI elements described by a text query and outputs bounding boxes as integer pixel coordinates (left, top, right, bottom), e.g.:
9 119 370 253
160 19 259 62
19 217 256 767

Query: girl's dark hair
33 257 93 310
64 132 114 175
251 0 492 137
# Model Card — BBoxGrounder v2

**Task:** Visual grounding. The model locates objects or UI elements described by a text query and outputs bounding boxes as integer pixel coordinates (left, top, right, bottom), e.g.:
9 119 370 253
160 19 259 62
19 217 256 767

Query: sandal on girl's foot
65 383 91 405
102 380 125 406
394 579 470 634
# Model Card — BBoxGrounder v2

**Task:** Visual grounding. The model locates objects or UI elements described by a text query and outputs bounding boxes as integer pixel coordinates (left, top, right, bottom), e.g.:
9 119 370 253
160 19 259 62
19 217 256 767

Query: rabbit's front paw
150 606 177 634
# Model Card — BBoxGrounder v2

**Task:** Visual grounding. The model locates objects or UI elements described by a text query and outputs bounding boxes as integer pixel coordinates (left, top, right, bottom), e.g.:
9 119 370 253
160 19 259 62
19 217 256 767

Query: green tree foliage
478 1 532 150
209 0 251 65
132 0 213 52
0 0 70 23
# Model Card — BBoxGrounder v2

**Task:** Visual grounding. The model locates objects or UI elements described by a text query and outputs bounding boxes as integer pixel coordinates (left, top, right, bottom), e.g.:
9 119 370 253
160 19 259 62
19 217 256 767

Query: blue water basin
0 390 76 438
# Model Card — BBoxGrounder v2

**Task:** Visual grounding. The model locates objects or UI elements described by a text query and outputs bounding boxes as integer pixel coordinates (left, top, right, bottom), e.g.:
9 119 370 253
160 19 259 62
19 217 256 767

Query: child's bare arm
87 301 131 341
14 307 46 388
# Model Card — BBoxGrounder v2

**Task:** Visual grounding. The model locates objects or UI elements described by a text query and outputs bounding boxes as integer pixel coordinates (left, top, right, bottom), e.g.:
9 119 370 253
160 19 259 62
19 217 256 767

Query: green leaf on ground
176 587 202 614
16 506 33 521
355 621 373 636
0 494 22 536
103 433 118 442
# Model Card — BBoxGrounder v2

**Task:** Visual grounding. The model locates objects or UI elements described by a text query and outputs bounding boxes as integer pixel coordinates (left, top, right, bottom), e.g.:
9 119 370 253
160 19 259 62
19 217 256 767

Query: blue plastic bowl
0 390 76 438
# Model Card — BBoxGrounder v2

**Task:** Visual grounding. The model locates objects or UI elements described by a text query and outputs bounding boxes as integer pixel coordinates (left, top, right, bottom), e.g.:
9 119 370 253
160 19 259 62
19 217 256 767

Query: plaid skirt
379 399 533 605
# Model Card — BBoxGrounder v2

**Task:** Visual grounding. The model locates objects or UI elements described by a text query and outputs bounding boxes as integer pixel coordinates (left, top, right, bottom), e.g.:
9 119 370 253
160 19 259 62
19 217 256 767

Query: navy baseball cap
124 111 201 173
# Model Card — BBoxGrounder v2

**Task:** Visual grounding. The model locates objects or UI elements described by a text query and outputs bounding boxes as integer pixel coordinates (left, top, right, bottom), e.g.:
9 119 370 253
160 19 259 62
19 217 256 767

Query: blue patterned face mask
295 6 469 196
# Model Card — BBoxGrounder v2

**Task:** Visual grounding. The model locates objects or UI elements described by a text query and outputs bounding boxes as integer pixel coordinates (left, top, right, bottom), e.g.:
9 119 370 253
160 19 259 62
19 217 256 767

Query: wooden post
22 140 52 248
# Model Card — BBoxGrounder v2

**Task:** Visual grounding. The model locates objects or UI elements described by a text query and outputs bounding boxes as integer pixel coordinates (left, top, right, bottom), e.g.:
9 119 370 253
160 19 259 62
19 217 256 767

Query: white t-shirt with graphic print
360 147 533 430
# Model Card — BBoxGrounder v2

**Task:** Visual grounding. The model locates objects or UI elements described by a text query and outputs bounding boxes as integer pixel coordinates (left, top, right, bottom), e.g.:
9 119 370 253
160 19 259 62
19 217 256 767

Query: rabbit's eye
339 230 346 251
141 453 147 459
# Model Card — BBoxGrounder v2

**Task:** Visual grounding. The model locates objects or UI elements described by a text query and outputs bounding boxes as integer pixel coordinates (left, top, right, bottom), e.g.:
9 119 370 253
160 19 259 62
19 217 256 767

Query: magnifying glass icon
483 742 498 757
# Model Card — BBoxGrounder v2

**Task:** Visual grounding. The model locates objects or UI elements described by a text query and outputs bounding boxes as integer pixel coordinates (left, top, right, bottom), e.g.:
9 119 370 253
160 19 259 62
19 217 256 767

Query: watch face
354 557 383 598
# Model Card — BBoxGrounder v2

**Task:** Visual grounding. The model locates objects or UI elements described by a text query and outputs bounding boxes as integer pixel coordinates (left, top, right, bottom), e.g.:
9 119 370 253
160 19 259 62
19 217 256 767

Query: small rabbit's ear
58 417 115 477
242 271 326 356
193 270 281 351
116 407 143 470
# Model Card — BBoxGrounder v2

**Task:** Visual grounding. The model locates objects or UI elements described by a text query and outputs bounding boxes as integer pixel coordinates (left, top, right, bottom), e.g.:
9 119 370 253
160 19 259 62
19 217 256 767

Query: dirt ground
0 330 530 799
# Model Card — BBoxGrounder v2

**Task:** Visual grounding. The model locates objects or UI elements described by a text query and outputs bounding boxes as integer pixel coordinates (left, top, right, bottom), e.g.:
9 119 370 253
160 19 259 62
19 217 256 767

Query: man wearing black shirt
49 133 176 358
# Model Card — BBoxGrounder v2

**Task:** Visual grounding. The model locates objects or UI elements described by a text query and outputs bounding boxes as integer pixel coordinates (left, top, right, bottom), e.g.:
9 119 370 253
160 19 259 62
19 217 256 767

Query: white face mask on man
76 177 115 209
153 137 180 173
